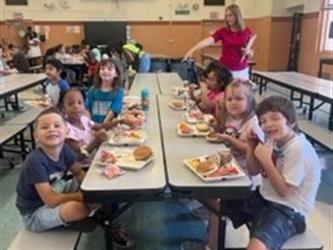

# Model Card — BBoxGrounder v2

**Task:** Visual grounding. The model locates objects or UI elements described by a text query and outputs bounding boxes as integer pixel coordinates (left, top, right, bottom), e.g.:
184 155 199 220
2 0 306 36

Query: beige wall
0 0 328 78
0 0 322 21
285 0 321 13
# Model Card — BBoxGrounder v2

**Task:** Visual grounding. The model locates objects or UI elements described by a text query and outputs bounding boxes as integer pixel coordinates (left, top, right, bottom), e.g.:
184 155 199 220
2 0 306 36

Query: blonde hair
225 4 245 32
217 79 255 129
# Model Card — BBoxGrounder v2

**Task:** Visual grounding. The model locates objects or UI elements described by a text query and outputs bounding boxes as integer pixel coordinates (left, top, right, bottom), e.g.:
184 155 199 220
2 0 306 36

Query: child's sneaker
67 217 97 233
111 224 135 249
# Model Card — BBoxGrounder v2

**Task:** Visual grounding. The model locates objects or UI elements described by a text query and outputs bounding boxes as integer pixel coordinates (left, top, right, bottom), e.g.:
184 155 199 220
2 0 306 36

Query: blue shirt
16 144 77 215
86 86 124 123
44 78 70 105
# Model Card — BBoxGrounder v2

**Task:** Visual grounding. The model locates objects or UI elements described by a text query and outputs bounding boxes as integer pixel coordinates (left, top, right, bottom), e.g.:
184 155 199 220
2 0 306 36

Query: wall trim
303 11 319 19
271 16 293 22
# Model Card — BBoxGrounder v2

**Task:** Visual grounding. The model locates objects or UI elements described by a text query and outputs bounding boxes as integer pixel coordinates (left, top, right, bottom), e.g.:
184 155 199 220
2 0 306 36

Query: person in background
55 44 72 63
27 28 42 59
0 44 14 76
11 45 30 73
43 46 57 67
91 45 101 63
122 42 151 73
184 4 255 80
87 51 100 85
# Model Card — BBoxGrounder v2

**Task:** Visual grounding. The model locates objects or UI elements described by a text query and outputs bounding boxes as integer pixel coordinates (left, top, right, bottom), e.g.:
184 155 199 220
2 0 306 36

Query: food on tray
172 100 184 109
220 150 232 165
184 151 244 181
196 160 219 177
126 131 143 139
131 109 145 117
206 131 220 141
188 158 201 168
133 145 153 161
196 122 210 132
206 154 221 165
122 114 144 128
188 110 203 120
99 150 116 163
104 164 126 179
179 122 194 134
209 165 239 177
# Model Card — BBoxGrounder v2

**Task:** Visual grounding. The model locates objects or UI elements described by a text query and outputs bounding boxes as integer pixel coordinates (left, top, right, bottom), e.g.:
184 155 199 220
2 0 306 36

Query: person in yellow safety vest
122 42 151 73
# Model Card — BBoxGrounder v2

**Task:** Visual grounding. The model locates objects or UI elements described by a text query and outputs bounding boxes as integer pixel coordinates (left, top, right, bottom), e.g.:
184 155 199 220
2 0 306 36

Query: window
321 0 333 51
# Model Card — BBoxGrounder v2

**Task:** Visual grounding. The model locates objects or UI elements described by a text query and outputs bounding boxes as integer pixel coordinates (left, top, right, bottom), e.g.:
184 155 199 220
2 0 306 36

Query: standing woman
27 30 42 59
184 4 255 80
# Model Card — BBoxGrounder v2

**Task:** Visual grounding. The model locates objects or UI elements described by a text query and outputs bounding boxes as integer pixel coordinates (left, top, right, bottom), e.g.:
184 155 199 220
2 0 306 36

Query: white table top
0 73 47 99
255 71 333 100
158 95 252 191
157 72 184 95
129 73 160 96
81 75 166 194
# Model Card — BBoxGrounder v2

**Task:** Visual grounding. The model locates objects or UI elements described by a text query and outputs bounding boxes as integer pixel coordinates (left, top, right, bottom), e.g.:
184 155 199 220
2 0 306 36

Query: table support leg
217 200 226 250
308 97 314 120
329 104 333 130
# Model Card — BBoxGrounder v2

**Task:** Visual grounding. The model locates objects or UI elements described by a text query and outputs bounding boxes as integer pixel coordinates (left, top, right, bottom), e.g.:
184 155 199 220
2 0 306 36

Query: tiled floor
0 85 332 250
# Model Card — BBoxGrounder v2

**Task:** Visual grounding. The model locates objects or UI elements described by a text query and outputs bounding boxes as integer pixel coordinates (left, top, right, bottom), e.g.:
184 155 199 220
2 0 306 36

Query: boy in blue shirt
43 59 70 106
16 107 94 232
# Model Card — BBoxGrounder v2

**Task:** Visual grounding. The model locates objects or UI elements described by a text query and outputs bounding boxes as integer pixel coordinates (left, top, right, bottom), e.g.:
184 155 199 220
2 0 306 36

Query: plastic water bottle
141 87 150 111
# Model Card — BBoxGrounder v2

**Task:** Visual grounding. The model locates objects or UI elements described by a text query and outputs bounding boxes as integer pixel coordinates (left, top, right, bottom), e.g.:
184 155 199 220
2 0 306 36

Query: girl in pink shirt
61 89 108 161
184 4 256 80
189 62 233 117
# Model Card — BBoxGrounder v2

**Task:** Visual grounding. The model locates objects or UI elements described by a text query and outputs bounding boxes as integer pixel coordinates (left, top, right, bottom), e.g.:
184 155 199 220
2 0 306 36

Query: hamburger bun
196 160 218 177
172 101 183 109
196 122 209 132
133 145 153 161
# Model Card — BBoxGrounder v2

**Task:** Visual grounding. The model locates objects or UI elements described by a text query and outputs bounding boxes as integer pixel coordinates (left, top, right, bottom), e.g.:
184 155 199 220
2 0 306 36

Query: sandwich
133 145 153 161
179 122 194 134
196 160 218 177
196 122 209 132
172 100 184 109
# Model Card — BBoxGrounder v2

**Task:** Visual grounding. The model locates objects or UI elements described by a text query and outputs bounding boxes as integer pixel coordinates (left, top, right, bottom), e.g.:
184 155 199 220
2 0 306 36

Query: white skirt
231 67 249 80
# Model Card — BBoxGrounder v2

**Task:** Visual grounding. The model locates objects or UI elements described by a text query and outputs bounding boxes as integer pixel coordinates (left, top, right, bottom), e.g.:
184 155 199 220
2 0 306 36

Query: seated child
189 61 233 117
230 95 321 250
214 79 264 171
16 108 95 232
207 79 264 249
86 58 124 124
60 89 108 161
39 59 70 107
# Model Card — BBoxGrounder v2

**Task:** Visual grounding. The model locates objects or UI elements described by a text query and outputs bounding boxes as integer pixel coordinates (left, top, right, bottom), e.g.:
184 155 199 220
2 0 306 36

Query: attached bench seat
298 119 333 151
225 223 323 250
0 124 27 145
8 228 81 250
5 107 43 126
